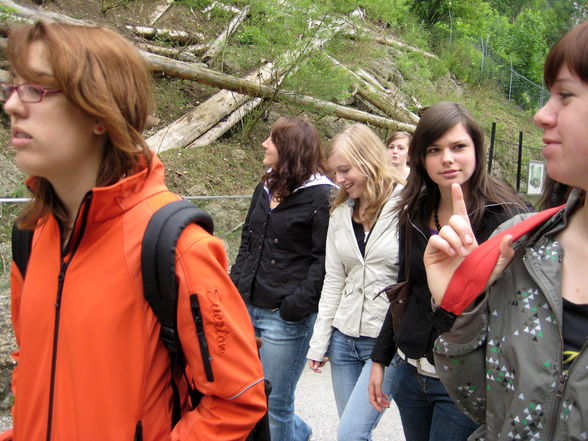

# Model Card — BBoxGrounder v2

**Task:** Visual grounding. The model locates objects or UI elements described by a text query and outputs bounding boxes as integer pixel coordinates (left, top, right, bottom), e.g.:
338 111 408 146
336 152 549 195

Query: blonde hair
9 21 153 228
329 124 405 224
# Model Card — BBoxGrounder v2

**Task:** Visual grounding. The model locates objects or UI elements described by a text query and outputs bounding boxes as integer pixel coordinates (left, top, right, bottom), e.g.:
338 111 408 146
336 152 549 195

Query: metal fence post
509 57 514 101
516 131 523 192
488 122 496 174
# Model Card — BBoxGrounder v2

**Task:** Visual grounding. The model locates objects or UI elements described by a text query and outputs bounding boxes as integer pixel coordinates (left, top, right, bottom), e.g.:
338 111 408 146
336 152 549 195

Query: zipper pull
555 371 568 397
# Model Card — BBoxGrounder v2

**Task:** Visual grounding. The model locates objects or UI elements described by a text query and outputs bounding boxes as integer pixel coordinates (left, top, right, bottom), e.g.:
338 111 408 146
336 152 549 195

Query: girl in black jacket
368 102 528 441
231 117 334 441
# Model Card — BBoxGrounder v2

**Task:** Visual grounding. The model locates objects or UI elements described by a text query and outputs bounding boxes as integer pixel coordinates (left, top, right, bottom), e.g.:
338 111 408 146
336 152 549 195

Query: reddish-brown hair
9 21 153 228
262 117 327 201
544 21 588 88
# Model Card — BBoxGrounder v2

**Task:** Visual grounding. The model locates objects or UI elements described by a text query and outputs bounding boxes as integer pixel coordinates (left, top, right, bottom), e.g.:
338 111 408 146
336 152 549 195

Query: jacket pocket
267 249 290 269
342 285 354 297
133 421 142 441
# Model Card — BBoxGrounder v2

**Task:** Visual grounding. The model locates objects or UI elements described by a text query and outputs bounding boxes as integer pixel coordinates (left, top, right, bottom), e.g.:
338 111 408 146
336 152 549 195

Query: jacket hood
263 172 335 195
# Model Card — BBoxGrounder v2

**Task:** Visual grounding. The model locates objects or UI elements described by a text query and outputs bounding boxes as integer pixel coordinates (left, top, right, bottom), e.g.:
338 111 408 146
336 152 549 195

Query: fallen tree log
142 51 415 131
136 42 209 63
149 0 174 26
0 0 415 132
328 56 419 126
375 36 437 59
203 2 241 16
188 97 263 148
355 68 420 124
125 25 204 44
147 64 274 152
202 6 249 64
0 0 89 24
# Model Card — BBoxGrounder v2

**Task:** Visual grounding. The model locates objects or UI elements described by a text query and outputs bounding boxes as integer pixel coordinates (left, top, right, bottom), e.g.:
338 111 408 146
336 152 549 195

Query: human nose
3 87 25 117
441 148 454 164
533 98 556 128
334 172 345 184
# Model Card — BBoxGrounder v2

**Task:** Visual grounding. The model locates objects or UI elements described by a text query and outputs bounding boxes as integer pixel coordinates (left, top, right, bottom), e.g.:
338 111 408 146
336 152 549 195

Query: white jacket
307 191 401 361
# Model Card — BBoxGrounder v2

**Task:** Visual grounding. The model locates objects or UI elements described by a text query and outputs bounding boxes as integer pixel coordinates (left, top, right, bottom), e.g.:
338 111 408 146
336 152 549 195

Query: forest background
0 0 585 415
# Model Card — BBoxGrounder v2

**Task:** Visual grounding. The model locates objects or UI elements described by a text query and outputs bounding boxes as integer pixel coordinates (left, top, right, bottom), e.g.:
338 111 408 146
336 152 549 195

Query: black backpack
12 199 270 441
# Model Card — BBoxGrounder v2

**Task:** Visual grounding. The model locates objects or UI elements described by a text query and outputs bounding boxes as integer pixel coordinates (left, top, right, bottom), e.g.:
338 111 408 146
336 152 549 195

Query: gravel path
297 365 405 441
0 414 9 432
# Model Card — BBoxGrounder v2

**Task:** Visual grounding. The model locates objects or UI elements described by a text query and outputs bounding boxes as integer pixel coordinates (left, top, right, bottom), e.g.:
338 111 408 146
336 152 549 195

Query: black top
230 182 333 322
351 219 367 257
562 297 588 371
371 202 526 366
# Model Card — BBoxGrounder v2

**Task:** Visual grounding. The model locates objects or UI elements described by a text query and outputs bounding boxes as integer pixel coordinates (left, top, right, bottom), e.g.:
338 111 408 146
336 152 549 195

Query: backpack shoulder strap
11 222 34 278
141 200 214 422
141 199 214 354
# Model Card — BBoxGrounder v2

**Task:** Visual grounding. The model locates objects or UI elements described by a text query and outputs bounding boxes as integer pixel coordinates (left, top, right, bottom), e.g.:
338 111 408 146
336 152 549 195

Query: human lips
11 127 32 147
542 138 560 157
441 169 459 178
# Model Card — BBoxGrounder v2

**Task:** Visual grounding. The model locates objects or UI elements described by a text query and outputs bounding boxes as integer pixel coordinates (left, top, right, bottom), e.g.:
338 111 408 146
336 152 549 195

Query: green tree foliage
405 0 586 107
507 9 548 83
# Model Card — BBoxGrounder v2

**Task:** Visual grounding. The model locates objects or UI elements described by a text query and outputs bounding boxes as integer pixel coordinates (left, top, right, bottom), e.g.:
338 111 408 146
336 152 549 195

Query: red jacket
4 156 266 441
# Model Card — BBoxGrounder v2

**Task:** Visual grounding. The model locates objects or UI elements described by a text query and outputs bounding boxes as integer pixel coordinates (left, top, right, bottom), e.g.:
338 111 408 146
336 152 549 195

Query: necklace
433 205 442 231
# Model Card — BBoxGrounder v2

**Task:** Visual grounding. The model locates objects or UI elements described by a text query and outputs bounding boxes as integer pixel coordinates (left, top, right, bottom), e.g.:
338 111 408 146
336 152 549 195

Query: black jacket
230 179 334 322
371 202 527 366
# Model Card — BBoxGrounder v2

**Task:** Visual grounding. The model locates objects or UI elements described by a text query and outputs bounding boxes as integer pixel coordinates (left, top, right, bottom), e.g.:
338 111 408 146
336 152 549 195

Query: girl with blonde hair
307 124 405 441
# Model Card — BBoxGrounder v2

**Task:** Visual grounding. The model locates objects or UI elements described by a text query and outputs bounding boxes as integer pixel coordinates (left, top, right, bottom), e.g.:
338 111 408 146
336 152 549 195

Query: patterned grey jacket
434 190 588 441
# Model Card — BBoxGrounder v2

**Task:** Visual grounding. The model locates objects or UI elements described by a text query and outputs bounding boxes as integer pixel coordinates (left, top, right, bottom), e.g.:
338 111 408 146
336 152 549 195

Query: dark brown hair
262 117 327 201
386 131 412 147
396 101 526 229
544 21 588 88
9 21 153 228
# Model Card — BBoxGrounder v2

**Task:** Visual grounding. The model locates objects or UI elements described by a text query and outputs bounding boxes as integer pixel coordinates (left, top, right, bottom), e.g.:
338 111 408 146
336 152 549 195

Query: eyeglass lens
0 84 44 103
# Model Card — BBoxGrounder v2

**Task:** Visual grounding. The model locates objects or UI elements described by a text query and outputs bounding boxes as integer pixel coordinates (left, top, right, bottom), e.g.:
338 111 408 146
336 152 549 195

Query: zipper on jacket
45 193 92 441
190 294 214 382
133 421 143 441
523 254 567 441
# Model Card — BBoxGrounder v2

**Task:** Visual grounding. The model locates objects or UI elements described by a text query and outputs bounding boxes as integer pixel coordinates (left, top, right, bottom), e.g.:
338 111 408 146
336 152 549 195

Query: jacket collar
86 154 168 223
25 155 168 225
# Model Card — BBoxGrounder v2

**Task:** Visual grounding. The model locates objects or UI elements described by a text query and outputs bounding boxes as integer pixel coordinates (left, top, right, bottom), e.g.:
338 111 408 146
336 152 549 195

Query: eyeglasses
0 82 61 103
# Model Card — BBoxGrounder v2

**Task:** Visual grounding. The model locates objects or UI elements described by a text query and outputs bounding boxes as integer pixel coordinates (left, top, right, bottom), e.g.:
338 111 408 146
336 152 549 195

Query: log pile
0 0 425 151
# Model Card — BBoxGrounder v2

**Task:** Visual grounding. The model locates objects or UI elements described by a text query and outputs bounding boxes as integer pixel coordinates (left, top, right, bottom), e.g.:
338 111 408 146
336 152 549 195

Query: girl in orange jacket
2 21 266 441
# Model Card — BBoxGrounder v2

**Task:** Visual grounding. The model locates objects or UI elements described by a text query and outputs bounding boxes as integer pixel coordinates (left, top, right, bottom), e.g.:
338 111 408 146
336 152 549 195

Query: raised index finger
451 183 469 220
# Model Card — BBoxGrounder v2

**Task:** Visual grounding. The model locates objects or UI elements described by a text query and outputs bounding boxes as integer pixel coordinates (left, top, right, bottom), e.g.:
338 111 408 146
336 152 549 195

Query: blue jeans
389 354 478 441
328 329 394 441
247 304 315 441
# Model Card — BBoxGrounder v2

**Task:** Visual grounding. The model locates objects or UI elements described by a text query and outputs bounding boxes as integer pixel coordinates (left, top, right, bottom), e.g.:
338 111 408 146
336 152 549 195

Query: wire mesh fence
478 44 548 111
